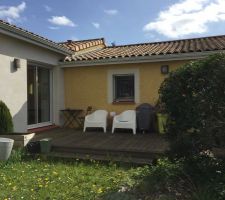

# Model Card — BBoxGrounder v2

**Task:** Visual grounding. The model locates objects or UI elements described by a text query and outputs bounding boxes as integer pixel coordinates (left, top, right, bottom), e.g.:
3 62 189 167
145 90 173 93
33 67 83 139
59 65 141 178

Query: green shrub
0 100 13 134
136 157 225 200
142 158 187 197
183 154 225 200
159 53 225 157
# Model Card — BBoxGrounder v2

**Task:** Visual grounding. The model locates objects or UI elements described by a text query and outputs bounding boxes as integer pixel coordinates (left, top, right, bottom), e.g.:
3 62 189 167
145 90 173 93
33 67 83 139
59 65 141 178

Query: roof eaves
0 21 73 55
59 50 225 67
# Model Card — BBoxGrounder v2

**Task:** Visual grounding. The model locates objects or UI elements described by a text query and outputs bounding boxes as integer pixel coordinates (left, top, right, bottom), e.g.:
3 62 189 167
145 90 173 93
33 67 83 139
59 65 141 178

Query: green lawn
0 151 149 200
2 150 223 200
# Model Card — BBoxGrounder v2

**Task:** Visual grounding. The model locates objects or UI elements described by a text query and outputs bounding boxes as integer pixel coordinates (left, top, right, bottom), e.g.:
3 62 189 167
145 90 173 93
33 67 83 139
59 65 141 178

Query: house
60 35 225 115
0 19 225 132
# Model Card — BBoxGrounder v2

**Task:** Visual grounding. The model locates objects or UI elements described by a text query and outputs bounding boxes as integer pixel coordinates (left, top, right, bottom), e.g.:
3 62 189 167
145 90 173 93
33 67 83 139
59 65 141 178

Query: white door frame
27 64 53 129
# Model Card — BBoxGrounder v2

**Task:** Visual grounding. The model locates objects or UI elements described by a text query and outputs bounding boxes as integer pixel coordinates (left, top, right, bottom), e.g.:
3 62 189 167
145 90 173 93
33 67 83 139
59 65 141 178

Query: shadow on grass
98 156 224 200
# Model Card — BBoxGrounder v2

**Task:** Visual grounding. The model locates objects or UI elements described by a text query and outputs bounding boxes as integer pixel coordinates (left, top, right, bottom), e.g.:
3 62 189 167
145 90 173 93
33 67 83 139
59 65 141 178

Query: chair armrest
85 113 93 121
113 115 120 123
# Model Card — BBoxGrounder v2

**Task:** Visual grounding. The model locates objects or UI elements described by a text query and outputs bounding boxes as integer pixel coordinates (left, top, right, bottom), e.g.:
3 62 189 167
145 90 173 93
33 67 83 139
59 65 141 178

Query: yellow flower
97 188 103 194
53 171 58 175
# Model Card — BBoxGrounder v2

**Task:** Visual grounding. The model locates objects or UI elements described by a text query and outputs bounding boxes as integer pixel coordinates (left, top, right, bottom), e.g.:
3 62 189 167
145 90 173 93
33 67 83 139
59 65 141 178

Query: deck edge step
48 152 153 164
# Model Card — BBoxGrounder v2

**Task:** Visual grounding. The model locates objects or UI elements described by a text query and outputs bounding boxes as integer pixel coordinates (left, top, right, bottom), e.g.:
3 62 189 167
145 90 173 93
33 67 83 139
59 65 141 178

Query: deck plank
31 128 169 163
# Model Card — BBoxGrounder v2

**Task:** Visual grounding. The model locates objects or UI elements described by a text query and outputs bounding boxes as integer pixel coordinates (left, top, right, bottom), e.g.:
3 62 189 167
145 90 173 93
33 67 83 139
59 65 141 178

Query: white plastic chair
112 110 136 135
83 110 108 133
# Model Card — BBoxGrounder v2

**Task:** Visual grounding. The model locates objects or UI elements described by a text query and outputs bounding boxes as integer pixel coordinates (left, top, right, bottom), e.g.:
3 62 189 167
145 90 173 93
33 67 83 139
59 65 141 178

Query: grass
0 150 149 200
1 150 224 200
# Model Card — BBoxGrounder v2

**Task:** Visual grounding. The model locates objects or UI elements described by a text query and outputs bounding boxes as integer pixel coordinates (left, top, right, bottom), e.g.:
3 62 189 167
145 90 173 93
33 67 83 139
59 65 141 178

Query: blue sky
0 0 225 45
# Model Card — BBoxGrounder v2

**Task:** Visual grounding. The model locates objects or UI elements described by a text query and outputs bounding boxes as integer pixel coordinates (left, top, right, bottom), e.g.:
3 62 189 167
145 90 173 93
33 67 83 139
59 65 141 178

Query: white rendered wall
0 54 27 132
0 33 62 65
0 33 65 132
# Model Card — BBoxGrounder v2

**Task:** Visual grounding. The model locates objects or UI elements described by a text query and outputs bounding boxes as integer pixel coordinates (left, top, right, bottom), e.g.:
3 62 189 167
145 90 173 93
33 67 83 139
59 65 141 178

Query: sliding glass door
27 65 52 127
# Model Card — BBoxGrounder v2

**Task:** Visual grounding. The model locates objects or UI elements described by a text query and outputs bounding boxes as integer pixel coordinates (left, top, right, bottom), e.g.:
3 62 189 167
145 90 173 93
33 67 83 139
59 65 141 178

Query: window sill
112 101 136 105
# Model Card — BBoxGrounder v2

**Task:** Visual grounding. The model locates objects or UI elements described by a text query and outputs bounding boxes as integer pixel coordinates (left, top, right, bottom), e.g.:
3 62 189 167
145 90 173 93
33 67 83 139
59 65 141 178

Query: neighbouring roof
63 35 225 62
59 38 106 53
0 20 72 55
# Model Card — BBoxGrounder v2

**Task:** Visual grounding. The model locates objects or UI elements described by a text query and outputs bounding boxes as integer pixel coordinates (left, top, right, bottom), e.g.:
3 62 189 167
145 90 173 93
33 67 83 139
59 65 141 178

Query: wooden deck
32 128 169 164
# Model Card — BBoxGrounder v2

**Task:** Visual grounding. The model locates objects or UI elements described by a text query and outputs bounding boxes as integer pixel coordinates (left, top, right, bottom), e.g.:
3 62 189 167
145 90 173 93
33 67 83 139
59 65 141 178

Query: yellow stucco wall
64 60 189 113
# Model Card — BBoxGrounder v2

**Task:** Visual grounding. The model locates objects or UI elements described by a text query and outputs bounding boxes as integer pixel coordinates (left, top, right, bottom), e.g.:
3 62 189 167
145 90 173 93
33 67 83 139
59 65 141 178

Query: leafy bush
159 53 225 157
0 100 13 134
183 153 225 200
190 155 225 200
136 156 225 200
136 158 189 199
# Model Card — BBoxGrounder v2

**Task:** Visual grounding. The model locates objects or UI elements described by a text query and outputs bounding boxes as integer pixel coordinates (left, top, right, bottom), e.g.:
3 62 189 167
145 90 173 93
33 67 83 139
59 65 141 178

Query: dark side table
60 109 83 128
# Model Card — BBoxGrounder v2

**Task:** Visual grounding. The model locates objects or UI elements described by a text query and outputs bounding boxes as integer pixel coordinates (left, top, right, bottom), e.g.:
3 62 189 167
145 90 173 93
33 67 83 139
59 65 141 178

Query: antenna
111 41 116 46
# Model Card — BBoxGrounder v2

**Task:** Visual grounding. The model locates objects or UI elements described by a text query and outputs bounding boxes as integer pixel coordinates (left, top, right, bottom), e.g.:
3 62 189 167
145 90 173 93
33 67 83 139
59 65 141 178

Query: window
113 74 135 102
107 69 139 104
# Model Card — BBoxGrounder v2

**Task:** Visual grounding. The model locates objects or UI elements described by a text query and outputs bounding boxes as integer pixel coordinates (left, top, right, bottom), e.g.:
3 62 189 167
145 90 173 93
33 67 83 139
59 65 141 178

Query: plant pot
157 113 168 134
0 133 35 148
40 138 52 154
26 141 41 154
0 137 14 161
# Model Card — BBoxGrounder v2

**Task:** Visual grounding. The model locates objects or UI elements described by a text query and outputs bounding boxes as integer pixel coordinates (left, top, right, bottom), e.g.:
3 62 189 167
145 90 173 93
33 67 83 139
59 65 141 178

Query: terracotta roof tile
64 35 225 62
59 38 106 52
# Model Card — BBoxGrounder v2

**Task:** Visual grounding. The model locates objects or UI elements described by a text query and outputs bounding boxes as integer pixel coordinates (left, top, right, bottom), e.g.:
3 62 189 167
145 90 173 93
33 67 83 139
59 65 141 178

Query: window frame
107 69 140 104
113 74 135 102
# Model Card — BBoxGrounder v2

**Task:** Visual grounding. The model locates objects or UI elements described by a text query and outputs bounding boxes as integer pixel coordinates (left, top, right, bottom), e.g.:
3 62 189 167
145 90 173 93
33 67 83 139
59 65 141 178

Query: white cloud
104 9 118 15
92 22 100 29
48 16 76 27
44 5 52 12
0 2 26 23
143 0 225 38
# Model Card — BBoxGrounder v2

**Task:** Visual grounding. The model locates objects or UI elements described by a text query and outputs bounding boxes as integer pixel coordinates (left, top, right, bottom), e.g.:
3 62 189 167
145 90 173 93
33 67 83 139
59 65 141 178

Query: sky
0 0 225 45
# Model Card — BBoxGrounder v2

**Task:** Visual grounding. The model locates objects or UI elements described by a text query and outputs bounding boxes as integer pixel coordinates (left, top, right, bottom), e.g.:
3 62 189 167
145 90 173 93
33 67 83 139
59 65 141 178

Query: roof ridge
74 46 106 56
59 37 105 44
106 34 225 48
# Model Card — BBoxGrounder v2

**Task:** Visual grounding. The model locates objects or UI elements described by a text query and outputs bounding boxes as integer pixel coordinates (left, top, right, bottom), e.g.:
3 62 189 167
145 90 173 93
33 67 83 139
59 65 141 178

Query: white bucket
0 137 14 161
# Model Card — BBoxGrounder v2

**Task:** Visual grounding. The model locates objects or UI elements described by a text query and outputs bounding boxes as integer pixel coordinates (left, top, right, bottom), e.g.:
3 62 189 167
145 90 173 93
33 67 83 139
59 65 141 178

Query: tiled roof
59 38 106 52
0 20 72 54
64 35 225 62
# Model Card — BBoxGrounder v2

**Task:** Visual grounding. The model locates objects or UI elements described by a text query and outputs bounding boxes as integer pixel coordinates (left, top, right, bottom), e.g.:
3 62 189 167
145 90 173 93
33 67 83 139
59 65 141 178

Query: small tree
159 53 225 158
0 100 13 133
